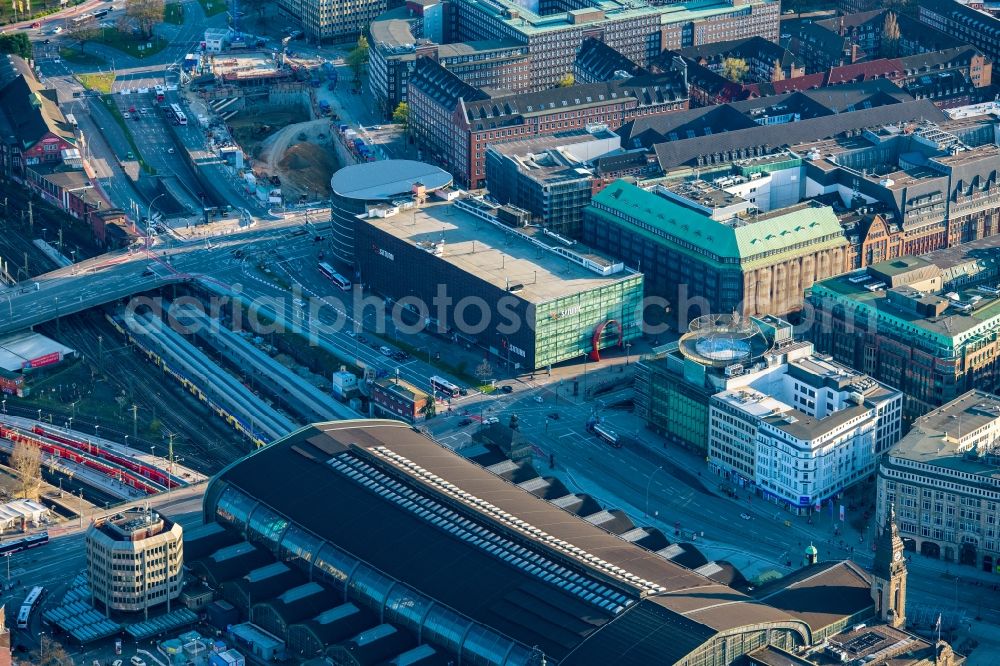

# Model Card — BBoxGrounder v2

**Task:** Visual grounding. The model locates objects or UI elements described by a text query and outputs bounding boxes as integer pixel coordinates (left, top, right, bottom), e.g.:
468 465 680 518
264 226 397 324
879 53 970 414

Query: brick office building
409 58 687 188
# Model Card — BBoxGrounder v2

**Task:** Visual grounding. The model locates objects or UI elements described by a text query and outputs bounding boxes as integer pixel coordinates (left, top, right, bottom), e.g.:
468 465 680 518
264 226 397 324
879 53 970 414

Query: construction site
196 50 341 203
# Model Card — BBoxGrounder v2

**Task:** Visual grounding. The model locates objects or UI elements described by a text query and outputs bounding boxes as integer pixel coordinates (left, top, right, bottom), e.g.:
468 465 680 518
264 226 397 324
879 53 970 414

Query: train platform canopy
43 600 121 643
0 331 75 372
0 499 49 530
125 608 199 640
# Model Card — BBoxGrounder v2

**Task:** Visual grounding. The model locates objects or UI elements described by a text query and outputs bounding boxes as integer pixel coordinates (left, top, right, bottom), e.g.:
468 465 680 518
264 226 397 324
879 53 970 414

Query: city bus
0 531 49 556
17 586 45 629
317 262 351 291
167 103 188 125
592 424 621 448
430 376 460 398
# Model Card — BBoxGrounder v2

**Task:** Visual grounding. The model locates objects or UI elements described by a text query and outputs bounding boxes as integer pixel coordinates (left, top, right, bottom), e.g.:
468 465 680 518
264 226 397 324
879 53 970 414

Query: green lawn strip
77 71 115 93
94 28 167 58
60 47 106 66
100 95 156 174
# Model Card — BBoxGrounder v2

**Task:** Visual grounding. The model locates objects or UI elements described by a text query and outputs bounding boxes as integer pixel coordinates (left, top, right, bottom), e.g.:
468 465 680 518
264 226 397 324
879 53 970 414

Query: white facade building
709 351 903 513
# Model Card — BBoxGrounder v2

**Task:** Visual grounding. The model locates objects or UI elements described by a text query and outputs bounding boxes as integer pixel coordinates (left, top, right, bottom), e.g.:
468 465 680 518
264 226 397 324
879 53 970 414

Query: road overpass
0 223 300 337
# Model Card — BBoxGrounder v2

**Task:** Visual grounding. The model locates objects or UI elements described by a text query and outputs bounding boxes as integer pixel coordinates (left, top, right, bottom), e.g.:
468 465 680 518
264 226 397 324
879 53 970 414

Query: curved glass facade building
205 482 536 665
329 160 453 270
200 420 826 665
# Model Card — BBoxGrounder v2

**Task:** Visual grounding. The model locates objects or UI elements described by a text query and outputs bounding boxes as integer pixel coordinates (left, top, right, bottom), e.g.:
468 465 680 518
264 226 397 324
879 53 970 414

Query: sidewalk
624 425 1000 586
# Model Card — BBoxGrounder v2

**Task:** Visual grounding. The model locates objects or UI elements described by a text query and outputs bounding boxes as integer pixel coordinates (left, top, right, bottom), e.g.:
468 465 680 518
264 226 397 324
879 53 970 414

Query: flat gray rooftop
359 199 636 303
330 160 453 201
886 390 1000 481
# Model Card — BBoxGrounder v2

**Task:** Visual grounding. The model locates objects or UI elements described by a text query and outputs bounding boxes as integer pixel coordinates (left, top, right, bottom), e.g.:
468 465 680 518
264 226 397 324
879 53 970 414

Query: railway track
37 311 251 473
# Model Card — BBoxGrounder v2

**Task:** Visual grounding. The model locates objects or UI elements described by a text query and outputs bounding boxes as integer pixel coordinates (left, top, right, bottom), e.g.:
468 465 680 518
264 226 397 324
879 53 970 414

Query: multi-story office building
408 58 688 188
451 0 779 90
329 160 453 270
369 8 531 117
709 349 903 513
629 105 1000 276
485 127 622 237
675 36 805 84
352 186 643 370
876 390 1000 573
919 0 1000 62
635 314 809 455
791 10 965 74
810 235 1000 419
277 0 383 43
86 507 184 615
583 179 850 327
574 38 647 84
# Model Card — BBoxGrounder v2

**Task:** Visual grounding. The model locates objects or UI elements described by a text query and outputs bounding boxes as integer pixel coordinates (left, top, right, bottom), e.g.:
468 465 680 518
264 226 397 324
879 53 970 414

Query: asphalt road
3 485 206 656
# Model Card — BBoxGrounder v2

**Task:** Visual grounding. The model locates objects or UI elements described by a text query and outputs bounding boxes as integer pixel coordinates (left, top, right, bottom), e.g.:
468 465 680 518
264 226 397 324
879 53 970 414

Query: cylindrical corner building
329 160 453 271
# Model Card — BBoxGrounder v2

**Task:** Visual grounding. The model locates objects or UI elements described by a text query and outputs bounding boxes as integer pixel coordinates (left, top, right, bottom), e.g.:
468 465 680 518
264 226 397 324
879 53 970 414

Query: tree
475 358 493 382
29 636 73 666
721 57 749 83
0 32 32 60
881 12 901 58
392 101 409 128
68 23 101 53
11 441 41 501
421 398 436 420
346 34 369 83
557 72 575 87
125 0 165 39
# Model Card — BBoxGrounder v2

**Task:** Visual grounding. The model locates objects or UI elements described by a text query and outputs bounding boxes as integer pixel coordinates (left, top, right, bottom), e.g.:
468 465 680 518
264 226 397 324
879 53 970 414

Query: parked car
458 388 468 396
500 385 513 394
123 112 130 119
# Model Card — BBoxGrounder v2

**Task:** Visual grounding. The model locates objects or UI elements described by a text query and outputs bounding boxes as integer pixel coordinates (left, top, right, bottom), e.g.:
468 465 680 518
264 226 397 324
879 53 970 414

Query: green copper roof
589 180 846 266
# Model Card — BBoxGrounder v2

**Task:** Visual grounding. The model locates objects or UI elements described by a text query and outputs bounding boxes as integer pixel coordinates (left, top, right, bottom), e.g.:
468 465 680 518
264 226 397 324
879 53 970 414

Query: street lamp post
625 342 632 366
147 193 168 248
645 465 664 518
